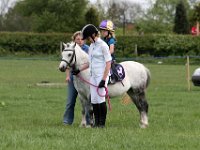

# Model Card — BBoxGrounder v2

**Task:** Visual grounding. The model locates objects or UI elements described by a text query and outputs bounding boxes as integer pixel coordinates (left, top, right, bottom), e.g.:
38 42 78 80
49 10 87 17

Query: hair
95 31 100 37
72 31 81 41
110 31 115 38
100 29 116 39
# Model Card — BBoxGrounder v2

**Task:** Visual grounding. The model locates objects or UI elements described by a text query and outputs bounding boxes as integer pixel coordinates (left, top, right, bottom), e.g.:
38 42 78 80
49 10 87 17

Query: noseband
61 46 76 68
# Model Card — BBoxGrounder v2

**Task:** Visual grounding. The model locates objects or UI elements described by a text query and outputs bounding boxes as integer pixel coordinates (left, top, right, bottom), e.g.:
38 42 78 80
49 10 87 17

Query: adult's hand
71 69 80 75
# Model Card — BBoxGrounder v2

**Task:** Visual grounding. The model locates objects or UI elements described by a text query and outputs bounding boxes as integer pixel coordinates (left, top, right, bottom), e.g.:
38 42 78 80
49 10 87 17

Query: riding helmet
81 24 98 40
99 20 115 32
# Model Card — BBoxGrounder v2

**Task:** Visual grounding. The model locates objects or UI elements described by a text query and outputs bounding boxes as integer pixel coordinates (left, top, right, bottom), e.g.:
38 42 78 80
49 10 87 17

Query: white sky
3 0 200 13
90 0 150 3
1 0 152 14
90 0 152 8
3 0 152 8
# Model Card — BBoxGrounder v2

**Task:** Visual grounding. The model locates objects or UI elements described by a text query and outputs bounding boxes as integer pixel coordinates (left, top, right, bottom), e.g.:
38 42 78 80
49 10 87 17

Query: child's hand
65 76 70 82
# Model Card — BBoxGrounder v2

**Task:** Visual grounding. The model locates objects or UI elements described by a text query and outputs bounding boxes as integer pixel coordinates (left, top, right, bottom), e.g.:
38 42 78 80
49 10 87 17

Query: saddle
109 62 125 85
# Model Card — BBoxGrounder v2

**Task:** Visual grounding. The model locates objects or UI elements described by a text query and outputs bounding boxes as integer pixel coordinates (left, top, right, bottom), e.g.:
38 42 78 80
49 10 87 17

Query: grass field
0 58 200 150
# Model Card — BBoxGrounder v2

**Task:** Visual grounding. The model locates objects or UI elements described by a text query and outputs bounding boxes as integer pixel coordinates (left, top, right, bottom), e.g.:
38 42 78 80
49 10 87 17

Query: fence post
60 41 63 55
197 21 199 36
134 44 138 56
186 55 191 91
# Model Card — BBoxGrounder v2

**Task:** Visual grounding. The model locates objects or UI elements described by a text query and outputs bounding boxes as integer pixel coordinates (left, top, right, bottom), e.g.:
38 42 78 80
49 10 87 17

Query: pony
59 42 151 128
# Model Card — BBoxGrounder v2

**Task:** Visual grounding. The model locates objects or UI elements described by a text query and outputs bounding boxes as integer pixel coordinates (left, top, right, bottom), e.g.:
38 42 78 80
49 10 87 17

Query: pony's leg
84 101 94 128
78 96 87 127
127 89 149 128
89 106 94 127
138 90 149 128
80 111 86 127
87 94 94 127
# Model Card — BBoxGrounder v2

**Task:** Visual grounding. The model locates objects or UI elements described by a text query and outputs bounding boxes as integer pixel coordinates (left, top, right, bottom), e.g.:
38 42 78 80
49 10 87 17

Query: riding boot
99 102 107 128
92 104 100 128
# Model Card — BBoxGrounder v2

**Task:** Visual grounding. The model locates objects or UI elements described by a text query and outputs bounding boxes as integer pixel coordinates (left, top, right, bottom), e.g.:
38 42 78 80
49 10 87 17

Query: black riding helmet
81 24 98 40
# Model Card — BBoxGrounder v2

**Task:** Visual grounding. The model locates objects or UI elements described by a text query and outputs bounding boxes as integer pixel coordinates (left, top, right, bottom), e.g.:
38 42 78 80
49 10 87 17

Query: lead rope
76 74 112 111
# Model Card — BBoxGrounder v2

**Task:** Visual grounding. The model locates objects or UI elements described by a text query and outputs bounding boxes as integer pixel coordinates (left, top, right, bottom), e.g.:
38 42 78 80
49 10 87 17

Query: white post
197 21 199 36
134 44 138 56
60 41 63 55
186 56 191 91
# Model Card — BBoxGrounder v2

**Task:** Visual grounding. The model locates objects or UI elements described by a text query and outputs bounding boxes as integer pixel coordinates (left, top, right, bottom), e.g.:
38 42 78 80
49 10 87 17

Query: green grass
0 59 200 150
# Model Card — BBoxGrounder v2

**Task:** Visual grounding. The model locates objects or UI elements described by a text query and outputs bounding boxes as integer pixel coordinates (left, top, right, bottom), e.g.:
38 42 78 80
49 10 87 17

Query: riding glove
71 69 80 75
98 80 105 88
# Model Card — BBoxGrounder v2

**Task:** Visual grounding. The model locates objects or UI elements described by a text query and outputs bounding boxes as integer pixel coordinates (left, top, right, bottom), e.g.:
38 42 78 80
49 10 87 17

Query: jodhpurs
90 76 109 104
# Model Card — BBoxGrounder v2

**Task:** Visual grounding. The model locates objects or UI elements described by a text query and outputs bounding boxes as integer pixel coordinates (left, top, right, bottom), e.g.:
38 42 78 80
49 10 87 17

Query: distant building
126 22 134 30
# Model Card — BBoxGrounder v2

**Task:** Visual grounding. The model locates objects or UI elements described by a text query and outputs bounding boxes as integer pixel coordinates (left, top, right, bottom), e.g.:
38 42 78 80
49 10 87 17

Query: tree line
0 0 200 34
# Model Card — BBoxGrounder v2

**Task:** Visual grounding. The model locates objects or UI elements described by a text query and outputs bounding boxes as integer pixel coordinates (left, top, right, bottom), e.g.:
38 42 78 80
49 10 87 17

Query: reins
61 44 112 110
76 74 112 111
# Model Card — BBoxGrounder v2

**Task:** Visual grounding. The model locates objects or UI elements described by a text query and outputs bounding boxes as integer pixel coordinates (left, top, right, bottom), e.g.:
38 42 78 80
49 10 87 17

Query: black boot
92 104 100 128
99 102 107 128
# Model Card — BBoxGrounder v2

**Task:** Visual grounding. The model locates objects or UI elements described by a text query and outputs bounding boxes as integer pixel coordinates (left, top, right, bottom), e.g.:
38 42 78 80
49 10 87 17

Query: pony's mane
75 43 88 56
63 41 89 63
73 42 89 67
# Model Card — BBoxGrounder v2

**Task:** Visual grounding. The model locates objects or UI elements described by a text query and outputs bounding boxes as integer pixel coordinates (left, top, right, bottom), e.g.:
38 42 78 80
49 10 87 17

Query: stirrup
108 76 116 84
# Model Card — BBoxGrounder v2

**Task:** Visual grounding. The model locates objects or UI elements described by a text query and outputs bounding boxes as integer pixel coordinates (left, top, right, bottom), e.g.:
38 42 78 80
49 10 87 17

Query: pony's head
59 42 76 72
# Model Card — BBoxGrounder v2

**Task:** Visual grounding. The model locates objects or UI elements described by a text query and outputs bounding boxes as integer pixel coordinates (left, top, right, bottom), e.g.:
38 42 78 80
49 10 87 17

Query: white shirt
89 38 112 77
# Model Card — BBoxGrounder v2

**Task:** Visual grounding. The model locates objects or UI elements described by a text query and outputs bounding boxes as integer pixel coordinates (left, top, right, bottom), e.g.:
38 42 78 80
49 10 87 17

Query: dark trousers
92 102 107 128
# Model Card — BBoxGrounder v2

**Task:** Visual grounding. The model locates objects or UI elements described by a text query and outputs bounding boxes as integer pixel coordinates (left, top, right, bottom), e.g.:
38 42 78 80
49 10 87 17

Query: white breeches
90 76 109 104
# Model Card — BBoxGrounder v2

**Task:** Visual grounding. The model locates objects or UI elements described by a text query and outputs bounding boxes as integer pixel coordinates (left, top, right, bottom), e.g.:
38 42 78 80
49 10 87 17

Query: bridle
61 43 77 68
61 43 89 71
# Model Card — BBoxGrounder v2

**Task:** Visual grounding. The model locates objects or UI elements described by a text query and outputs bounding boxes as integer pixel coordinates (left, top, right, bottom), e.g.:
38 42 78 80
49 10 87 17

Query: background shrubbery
0 32 71 55
116 34 200 57
1 32 200 57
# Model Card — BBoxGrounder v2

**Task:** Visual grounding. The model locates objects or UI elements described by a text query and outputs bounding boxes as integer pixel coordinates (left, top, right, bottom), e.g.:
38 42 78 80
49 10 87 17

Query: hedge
116 34 200 57
1 32 200 57
0 32 71 55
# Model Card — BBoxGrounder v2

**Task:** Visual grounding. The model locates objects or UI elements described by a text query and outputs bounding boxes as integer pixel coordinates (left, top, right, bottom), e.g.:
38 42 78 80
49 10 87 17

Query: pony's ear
63 42 67 48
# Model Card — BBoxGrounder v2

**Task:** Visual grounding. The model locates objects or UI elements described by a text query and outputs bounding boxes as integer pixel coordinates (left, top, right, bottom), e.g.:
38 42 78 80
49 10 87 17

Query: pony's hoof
86 125 91 128
79 124 86 128
140 123 148 128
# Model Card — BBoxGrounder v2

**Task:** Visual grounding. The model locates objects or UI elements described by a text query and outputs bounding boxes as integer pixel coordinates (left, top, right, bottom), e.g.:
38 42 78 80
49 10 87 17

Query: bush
115 34 200 57
0 32 71 55
1 32 200 57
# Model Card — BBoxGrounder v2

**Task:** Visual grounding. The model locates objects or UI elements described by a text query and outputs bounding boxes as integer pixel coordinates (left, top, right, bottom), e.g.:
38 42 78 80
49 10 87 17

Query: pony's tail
145 68 151 88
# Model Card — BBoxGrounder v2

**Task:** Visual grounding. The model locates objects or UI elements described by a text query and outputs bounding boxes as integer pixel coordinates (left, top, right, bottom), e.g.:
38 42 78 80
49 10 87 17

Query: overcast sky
1 0 152 14
3 0 200 14
3 0 152 8
90 0 152 8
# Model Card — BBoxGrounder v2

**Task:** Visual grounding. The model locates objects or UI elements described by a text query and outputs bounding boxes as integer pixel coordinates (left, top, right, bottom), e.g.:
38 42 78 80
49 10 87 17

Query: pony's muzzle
59 62 67 72
59 66 66 72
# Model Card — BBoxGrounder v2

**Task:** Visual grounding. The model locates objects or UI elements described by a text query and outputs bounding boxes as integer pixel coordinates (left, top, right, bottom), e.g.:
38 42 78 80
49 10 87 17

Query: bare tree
0 0 15 28
189 0 200 8
118 0 143 35
96 0 144 35
0 0 12 16
119 1 129 35
107 1 122 26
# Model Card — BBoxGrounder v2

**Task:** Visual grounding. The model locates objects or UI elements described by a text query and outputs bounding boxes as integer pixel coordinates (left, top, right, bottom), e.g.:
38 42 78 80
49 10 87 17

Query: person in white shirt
74 24 112 128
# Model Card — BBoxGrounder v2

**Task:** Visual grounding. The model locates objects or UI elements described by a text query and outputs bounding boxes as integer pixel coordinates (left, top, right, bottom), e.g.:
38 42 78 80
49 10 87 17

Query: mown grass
0 59 200 150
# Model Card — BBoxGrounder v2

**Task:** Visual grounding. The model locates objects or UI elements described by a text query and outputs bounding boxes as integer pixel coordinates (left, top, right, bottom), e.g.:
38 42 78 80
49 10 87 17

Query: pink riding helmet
99 20 115 32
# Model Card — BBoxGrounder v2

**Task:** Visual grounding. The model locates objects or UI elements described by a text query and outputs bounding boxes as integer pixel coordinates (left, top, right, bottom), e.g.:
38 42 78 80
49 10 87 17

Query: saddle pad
112 63 125 81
